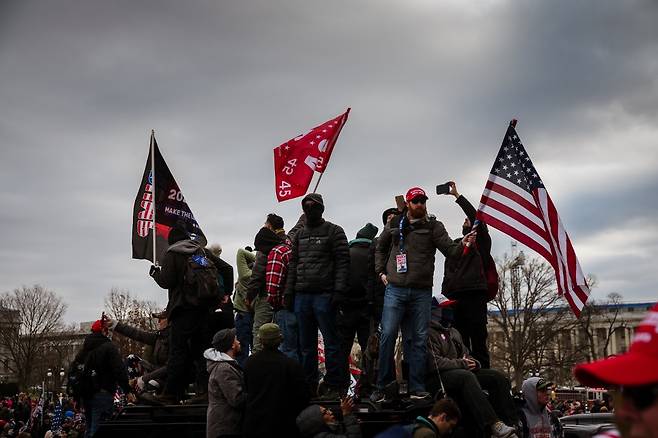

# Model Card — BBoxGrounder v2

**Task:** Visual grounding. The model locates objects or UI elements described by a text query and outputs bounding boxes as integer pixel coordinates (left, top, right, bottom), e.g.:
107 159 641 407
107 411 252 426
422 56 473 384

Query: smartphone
436 182 451 195
395 195 405 211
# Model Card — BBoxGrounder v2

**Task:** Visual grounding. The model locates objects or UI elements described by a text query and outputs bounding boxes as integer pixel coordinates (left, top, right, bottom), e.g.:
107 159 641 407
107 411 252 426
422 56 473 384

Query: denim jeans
274 309 301 362
84 390 114 438
234 310 253 368
294 292 343 388
377 284 432 393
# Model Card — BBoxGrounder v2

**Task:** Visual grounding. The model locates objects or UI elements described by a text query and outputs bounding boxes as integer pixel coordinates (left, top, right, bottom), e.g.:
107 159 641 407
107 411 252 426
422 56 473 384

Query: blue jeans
294 293 343 388
234 310 253 368
84 390 114 438
377 284 432 393
274 309 301 362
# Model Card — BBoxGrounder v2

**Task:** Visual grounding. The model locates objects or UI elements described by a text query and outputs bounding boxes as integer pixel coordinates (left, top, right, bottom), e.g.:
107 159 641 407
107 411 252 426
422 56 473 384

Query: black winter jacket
441 195 492 297
375 215 462 289
243 349 311 438
285 219 350 295
344 238 372 305
74 332 130 396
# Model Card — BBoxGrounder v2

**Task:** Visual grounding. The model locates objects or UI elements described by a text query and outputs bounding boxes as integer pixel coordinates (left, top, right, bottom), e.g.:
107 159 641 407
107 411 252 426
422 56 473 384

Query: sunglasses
621 385 658 411
410 197 427 205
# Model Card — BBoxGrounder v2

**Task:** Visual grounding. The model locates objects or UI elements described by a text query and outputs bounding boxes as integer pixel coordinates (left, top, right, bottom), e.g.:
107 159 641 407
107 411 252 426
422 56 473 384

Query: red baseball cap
574 303 658 387
91 320 103 333
405 187 428 203
439 299 458 308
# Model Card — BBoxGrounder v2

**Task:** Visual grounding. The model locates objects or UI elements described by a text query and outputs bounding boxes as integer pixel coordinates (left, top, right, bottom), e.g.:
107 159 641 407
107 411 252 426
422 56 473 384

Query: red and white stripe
477 174 590 316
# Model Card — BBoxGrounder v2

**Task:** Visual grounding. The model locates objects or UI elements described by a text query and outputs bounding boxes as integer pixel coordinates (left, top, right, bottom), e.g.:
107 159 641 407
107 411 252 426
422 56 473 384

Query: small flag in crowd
476 120 590 316
51 399 62 434
273 108 350 202
132 132 206 263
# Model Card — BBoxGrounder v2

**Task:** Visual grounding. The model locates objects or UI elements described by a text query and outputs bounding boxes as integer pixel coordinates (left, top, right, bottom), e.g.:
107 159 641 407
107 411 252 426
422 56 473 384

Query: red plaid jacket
265 242 291 310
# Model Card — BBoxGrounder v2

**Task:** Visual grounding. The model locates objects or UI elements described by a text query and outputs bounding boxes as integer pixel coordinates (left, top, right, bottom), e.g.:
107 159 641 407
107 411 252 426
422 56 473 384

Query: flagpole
150 130 157 266
312 108 350 193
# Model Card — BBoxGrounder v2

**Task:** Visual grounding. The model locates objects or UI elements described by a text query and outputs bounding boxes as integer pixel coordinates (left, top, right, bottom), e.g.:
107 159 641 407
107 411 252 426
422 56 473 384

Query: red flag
476 121 590 316
273 109 350 202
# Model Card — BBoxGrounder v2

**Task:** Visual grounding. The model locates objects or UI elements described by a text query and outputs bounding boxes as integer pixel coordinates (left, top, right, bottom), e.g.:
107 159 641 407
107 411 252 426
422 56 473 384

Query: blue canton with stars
491 125 544 192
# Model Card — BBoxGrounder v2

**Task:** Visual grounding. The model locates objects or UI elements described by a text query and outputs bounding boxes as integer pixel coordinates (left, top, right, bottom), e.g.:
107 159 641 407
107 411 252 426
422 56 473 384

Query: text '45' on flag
476 121 590 316
273 108 350 202
132 132 206 264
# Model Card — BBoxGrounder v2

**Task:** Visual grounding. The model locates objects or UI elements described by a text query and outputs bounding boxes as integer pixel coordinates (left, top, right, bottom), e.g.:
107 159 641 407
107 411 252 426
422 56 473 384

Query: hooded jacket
412 415 441 438
234 247 256 312
520 377 560 438
73 332 130 397
205 348 246 438
285 194 350 295
113 322 169 382
296 405 362 438
375 214 462 289
152 239 231 319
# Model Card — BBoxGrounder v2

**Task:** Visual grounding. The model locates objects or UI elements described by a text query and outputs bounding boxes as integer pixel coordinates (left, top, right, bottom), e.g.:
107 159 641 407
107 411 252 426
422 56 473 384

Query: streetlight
46 368 53 401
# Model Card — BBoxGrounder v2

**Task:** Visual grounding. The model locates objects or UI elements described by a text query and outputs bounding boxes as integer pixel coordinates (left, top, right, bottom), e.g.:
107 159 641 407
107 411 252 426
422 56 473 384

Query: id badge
396 253 408 273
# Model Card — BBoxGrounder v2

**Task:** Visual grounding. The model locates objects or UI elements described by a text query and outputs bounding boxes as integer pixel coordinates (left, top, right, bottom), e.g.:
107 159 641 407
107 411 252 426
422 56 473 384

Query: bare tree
576 291 627 361
489 255 581 389
0 285 67 389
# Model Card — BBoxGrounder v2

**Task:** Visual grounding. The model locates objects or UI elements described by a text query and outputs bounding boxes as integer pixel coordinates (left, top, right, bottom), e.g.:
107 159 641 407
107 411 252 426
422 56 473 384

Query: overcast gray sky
1 0 657 323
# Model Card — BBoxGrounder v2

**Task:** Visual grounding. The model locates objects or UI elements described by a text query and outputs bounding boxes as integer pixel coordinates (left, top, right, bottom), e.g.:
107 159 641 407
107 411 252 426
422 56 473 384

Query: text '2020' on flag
273 108 350 202
132 132 206 264
476 120 590 316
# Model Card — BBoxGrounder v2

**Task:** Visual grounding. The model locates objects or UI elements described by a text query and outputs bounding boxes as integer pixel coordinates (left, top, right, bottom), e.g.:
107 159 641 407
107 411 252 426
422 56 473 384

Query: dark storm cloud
1 0 656 321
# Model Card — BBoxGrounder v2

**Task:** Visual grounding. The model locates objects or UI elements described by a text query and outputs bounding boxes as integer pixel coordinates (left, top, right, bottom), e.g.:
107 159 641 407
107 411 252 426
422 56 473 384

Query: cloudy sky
1 0 656 323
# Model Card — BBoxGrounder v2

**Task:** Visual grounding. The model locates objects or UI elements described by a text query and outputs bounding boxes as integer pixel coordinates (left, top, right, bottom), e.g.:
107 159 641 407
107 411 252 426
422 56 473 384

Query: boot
140 392 179 406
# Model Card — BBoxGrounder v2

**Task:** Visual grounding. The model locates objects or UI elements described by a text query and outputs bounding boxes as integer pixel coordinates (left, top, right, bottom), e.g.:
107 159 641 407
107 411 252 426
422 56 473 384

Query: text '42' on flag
132 132 206 264
476 120 590 316
273 108 350 202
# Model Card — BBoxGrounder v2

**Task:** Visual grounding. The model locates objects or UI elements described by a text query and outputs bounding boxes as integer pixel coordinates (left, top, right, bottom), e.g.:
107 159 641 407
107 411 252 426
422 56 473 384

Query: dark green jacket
375 215 462 289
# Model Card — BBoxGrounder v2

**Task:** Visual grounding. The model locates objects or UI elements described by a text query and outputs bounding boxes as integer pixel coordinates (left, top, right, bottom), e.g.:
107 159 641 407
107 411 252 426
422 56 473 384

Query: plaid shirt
265 242 291 309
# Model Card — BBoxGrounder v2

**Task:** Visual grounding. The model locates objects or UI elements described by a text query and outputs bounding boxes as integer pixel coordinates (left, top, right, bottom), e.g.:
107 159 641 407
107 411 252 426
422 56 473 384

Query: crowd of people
6 183 657 438
1 393 86 438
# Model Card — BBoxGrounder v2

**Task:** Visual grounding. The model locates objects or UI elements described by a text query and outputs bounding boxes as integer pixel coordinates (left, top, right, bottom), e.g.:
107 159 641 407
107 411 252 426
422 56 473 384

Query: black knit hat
266 213 284 230
212 328 236 353
382 208 399 226
356 223 378 240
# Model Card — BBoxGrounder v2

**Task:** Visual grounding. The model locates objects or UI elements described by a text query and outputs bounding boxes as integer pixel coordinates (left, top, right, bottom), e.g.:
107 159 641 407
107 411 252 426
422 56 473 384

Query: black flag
132 133 206 263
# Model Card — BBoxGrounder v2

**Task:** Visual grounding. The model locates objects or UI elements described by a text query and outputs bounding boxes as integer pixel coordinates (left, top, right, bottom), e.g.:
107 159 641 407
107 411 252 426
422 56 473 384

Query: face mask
462 226 471 236
440 308 455 327
303 202 324 223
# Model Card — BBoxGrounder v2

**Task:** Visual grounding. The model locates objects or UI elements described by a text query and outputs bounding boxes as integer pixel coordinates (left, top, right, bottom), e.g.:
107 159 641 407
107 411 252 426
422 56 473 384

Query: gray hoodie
521 377 558 438
205 348 246 438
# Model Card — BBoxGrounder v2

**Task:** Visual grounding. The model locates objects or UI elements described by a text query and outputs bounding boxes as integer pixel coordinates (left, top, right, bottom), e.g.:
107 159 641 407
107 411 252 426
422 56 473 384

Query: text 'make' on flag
476 121 590 316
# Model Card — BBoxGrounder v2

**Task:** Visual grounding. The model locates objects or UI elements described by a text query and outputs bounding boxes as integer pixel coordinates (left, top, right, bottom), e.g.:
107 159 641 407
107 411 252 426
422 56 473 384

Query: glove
283 294 294 311
136 376 145 391
149 265 160 277
331 293 345 311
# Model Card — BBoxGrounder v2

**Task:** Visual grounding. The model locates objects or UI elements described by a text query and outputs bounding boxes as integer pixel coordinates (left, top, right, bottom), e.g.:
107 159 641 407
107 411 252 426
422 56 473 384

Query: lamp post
46 368 53 402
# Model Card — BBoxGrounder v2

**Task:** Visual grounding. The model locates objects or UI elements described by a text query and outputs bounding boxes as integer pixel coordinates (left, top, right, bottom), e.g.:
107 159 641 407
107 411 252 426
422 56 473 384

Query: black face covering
440 308 455 327
303 202 324 225
462 226 471 236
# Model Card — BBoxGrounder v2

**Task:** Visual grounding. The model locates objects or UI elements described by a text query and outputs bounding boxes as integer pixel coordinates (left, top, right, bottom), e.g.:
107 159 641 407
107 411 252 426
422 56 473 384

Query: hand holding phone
436 182 451 195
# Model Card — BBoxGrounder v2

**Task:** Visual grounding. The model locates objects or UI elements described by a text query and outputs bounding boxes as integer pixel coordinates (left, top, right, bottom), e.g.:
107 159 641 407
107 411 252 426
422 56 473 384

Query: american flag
51 399 63 434
476 121 590 316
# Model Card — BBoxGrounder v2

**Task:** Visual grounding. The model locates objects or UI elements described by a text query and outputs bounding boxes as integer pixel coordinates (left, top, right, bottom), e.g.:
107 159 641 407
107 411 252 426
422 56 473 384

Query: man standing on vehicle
372 187 473 402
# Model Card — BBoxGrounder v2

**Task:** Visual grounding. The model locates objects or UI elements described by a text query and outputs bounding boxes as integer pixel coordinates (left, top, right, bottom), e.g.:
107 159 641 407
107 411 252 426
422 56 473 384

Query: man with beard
284 193 350 398
245 213 286 353
372 187 474 402
439 181 496 368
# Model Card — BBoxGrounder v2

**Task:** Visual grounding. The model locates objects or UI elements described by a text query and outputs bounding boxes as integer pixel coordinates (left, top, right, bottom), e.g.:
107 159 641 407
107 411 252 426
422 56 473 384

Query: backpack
183 249 221 306
67 348 101 402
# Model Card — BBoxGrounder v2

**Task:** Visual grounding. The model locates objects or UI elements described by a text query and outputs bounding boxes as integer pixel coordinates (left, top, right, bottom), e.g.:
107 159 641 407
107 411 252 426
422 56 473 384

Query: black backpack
183 249 221 306
67 348 101 402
